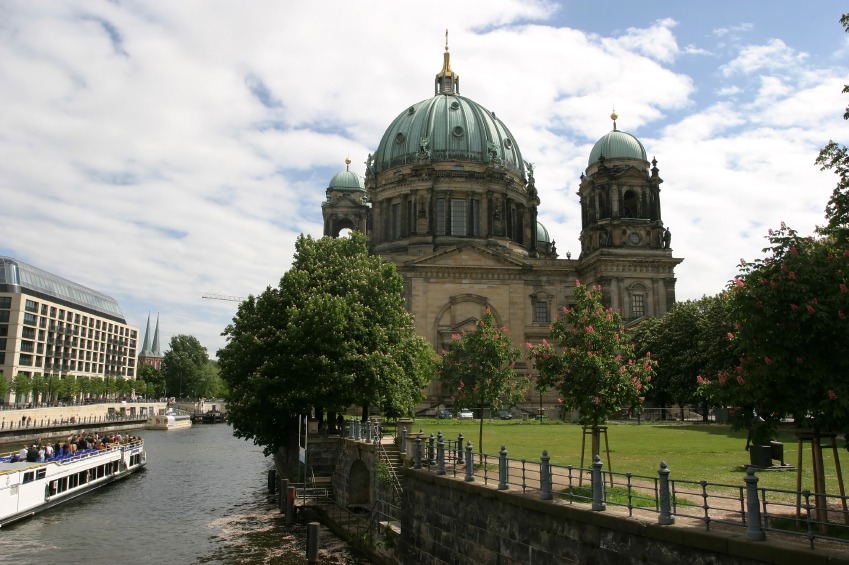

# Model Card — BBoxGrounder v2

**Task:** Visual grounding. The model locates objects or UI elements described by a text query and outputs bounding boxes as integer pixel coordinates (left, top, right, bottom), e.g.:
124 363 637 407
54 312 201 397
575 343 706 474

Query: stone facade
320 48 683 409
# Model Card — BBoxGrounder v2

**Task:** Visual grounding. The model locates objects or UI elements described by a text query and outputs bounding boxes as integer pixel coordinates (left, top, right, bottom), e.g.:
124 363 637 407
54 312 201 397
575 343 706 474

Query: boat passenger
18 445 28 460
45 444 53 459
26 445 37 462
37 446 45 462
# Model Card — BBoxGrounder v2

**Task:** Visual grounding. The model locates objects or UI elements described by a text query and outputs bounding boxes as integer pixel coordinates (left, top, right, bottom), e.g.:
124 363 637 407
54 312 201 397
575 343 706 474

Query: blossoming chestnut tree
529 281 655 460
438 308 529 461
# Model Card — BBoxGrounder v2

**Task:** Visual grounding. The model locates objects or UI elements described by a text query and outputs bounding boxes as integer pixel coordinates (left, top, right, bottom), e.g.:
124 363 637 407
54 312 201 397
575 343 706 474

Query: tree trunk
591 425 601 458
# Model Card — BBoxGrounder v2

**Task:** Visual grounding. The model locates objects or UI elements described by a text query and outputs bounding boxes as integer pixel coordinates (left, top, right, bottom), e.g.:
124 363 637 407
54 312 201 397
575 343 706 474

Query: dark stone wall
398 469 841 565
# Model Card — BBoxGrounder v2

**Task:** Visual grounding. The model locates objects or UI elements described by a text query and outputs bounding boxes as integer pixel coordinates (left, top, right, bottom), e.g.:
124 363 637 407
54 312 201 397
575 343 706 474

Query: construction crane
202 293 244 302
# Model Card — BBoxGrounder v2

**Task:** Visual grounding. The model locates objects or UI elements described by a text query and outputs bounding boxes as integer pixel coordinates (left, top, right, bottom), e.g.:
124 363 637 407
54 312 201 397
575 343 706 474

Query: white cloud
0 0 846 357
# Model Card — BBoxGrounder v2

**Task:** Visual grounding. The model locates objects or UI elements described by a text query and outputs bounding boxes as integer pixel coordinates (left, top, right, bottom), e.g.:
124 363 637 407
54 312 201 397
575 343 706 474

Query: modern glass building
0 256 139 403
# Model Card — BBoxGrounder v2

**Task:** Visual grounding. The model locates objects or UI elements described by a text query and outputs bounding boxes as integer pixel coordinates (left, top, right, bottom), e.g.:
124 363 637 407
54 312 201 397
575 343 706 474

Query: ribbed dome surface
374 94 524 176
328 170 365 192
588 130 647 166
536 222 550 243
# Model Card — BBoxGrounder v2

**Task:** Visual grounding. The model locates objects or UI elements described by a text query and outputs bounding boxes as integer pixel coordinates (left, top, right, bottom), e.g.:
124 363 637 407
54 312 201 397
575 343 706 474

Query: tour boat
0 439 146 528
146 406 192 430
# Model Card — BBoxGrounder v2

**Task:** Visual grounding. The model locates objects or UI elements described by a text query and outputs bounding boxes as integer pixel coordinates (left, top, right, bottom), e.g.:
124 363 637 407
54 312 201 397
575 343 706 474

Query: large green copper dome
372 44 524 177
588 115 647 166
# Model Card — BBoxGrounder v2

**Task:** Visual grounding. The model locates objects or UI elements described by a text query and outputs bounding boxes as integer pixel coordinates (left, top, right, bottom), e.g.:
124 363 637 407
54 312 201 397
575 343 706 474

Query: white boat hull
0 440 146 528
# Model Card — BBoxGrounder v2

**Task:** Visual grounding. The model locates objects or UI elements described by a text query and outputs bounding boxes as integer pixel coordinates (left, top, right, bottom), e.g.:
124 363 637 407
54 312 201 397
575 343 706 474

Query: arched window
530 291 552 324
622 189 640 218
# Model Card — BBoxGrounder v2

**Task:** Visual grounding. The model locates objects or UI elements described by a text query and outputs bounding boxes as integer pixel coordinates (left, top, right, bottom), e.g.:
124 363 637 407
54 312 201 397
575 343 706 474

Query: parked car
436 409 453 419
458 409 474 419
497 409 513 420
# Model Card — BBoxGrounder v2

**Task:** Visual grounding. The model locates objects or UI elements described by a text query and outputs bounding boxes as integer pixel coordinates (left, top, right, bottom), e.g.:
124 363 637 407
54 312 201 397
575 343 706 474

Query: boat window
36 469 46 480
79 470 87 484
22 471 34 484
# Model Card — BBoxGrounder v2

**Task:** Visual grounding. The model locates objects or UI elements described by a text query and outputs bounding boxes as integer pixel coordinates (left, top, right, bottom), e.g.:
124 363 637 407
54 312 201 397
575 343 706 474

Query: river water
0 424 372 564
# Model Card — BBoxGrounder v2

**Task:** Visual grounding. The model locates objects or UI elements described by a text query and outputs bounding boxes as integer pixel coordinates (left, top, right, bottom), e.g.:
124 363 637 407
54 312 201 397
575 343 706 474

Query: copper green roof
373 43 524 177
536 221 550 243
588 129 647 166
327 158 365 192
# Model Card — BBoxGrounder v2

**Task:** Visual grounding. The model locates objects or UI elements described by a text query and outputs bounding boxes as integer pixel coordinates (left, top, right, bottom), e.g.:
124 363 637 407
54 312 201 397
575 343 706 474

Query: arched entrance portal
347 459 371 508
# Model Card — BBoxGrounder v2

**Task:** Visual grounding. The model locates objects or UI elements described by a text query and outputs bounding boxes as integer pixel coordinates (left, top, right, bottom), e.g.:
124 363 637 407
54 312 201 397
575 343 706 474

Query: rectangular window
20 340 34 353
0 311 9 323
19 354 32 366
0 325 6 336
50 306 56 318
0 352 5 364
23 312 36 326
25 299 38 312
0 296 11 309
435 199 446 235
58 309 65 321
633 294 645 318
40 304 47 315
22 327 35 339
451 199 466 236
535 301 550 324
470 199 480 237
0 338 5 350
38 330 45 341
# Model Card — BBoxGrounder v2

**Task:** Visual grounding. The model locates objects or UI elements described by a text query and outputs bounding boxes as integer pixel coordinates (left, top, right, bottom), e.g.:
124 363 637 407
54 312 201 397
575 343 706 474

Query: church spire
140 312 152 357
152 313 161 356
435 29 460 95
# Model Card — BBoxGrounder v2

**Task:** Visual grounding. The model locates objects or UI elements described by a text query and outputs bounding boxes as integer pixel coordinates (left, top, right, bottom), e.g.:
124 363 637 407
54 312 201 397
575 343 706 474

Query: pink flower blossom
840 311 847 320
807 305 816 313
737 375 745 386
790 246 798 255
586 326 595 334
697 375 705 385
592 396 600 405
764 357 773 365
829 390 838 401
557 398 563 404
841 284 848 294
735 279 745 288
770 280 777 288
790 304 799 311
727 332 734 339
789 271 795 280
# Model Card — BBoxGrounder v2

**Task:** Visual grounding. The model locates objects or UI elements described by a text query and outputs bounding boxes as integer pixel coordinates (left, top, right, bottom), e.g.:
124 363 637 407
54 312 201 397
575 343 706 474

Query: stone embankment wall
399 469 848 565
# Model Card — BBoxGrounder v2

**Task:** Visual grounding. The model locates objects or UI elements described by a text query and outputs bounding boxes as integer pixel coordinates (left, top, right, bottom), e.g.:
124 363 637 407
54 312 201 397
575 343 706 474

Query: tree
438 308 529 460
30 374 45 405
11 373 31 404
218 232 435 455
137 363 165 397
161 335 209 399
195 361 228 399
632 295 734 421
0 375 9 405
529 281 655 459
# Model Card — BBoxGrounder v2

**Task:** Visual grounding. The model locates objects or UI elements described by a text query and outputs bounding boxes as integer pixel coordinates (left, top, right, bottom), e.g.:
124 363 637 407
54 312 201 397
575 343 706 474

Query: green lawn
401 419 844 495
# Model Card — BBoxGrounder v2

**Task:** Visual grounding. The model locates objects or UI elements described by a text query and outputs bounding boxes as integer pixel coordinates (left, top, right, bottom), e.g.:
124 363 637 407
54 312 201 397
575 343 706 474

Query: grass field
402 419 845 495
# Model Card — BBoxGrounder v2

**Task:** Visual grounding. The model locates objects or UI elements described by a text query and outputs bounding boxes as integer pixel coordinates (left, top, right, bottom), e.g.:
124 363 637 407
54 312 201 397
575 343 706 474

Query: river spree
0 424 372 564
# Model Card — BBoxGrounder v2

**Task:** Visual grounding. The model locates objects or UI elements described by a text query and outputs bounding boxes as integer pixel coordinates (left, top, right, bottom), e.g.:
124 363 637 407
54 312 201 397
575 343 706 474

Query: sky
1 1 848 358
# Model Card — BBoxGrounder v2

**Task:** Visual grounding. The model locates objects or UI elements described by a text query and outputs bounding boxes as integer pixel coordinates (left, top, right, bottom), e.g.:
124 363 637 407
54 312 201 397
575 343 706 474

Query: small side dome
536 221 550 244
328 158 365 192
588 130 647 166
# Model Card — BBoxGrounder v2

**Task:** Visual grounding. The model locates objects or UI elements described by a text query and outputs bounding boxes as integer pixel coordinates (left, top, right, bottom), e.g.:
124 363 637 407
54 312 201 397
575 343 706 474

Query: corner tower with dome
321 40 682 406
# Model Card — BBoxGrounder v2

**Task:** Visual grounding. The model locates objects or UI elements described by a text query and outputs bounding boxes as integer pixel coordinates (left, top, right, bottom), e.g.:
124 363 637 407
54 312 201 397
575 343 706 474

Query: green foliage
438 308 529 456
529 282 655 427
137 363 165 396
703 226 849 434
162 334 209 398
218 232 435 455
30 374 45 402
632 295 735 412
11 373 31 400
0 375 9 402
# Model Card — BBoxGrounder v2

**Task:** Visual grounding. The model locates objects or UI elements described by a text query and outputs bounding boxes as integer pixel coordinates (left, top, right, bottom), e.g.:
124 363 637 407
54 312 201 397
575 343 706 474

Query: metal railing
400 432 849 548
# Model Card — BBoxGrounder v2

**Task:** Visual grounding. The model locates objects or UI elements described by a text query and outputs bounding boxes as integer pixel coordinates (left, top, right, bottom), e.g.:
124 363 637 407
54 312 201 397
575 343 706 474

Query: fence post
591 455 606 511
306 521 320 563
540 450 552 500
348 417 354 439
364 419 372 443
744 467 766 541
268 469 277 494
437 432 446 475
498 445 509 490
400 426 407 454
658 461 675 525
428 433 435 467
372 420 380 445
279 478 289 514
414 436 422 469
457 433 464 465
465 441 474 482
